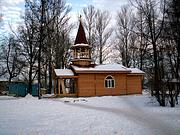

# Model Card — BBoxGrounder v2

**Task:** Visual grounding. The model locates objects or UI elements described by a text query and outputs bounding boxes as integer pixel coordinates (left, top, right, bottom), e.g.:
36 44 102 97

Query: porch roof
54 69 74 77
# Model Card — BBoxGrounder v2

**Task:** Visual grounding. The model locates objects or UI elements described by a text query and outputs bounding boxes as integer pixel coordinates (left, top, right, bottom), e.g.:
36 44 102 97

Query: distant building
53 19 144 97
0 74 8 94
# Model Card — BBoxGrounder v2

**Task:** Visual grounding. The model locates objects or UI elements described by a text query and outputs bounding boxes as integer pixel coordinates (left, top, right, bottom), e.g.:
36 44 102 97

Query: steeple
70 16 93 67
74 16 88 44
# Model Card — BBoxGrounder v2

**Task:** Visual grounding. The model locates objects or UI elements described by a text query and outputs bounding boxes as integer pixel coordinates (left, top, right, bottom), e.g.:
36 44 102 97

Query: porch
54 69 78 97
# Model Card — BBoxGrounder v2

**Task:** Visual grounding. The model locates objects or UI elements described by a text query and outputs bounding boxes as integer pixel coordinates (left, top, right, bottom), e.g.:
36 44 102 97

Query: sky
1 0 24 35
1 0 128 36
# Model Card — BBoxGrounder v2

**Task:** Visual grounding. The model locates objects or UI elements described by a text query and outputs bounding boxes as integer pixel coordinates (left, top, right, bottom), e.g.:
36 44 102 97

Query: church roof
74 20 88 44
127 68 145 74
72 64 131 73
71 64 144 74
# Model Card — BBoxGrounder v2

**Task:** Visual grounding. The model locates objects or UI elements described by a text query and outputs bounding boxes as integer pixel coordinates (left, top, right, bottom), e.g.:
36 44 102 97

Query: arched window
105 75 115 88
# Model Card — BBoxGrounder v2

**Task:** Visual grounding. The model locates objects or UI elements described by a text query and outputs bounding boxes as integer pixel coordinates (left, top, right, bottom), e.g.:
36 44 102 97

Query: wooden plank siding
95 73 127 96
78 74 96 96
127 75 142 94
54 71 143 97
77 73 143 97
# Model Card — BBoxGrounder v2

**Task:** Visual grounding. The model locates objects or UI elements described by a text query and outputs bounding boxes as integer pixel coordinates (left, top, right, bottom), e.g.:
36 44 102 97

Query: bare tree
163 0 180 106
82 5 97 58
115 5 136 67
17 17 39 94
0 44 7 77
166 0 180 80
16 0 43 94
20 0 72 95
0 0 3 27
94 9 113 64
51 0 72 69
134 9 149 70
1 36 25 82
131 0 167 106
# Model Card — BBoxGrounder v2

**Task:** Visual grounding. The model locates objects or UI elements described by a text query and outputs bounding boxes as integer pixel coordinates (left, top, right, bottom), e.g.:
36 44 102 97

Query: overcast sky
1 0 128 36
1 0 24 34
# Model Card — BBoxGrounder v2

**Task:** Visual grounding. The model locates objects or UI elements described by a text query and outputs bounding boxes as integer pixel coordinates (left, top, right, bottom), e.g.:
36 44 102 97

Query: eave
54 76 79 79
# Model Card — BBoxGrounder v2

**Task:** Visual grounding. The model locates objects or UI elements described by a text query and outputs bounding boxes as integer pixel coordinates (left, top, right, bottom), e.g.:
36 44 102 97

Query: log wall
78 74 96 96
127 75 142 94
77 73 143 97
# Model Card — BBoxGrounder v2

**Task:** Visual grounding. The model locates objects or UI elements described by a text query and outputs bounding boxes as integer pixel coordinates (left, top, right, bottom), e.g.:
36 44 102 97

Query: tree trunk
99 45 103 64
176 39 180 79
28 63 33 94
48 57 52 94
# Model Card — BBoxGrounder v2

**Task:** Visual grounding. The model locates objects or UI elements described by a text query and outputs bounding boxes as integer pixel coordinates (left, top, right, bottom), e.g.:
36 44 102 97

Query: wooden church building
53 19 144 97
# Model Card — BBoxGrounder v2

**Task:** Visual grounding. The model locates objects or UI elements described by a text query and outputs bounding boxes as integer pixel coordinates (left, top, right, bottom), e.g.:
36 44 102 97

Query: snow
72 64 132 73
127 68 145 74
169 79 180 83
71 43 91 48
72 64 144 74
24 94 38 100
54 64 143 75
0 96 18 100
0 92 180 135
54 69 74 76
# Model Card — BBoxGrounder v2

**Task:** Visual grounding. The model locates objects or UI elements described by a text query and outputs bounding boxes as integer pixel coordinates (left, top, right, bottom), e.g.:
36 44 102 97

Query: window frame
104 75 115 88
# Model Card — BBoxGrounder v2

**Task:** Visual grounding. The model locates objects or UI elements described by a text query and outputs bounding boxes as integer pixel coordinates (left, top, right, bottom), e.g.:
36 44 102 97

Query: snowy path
0 94 180 135
63 96 180 135
121 97 179 135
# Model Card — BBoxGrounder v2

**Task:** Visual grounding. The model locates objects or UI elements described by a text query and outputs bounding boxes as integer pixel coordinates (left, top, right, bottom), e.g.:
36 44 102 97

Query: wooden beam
56 93 77 97
75 49 76 58
127 74 144 76
58 79 60 95
60 76 78 79
54 79 56 95
55 76 78 79
60 79 66 94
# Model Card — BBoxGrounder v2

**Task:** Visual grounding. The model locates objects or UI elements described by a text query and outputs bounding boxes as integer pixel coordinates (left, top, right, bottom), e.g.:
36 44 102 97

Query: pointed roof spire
74 15 88 44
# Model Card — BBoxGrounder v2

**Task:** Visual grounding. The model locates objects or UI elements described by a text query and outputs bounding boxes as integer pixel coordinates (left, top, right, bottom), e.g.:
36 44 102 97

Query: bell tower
71 17 93 67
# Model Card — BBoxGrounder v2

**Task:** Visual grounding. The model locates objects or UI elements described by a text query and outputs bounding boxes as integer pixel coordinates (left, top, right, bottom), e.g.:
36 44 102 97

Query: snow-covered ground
0 92 180 135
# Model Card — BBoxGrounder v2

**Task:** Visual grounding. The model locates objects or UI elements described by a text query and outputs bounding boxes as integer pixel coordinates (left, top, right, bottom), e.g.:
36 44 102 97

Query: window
105 75 115 88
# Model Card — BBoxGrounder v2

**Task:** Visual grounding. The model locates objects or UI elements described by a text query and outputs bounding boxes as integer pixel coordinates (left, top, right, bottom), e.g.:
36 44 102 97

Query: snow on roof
73 43 89 46
71 43 92 48
169 79 180 83
54 69 74 76
72 64 132 73
127 68 145 74
71 64 144 74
